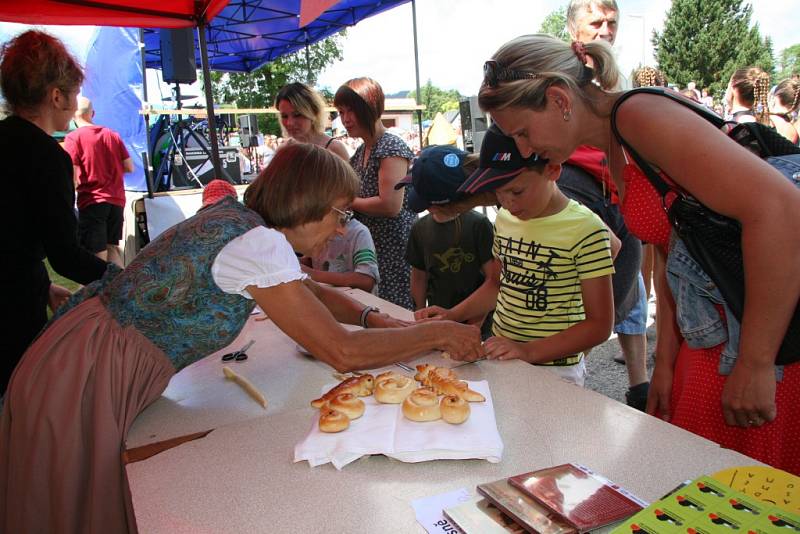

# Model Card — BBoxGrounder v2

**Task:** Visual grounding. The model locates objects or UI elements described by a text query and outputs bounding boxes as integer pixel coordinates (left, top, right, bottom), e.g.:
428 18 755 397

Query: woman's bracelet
359 306 380 328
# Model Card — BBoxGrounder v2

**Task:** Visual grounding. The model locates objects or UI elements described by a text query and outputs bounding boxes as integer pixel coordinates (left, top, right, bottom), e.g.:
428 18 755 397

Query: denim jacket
665 237 784 381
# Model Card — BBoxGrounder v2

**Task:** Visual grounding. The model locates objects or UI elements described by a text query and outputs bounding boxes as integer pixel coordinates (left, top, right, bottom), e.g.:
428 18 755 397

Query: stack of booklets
443 463 647 533
611 474 800 533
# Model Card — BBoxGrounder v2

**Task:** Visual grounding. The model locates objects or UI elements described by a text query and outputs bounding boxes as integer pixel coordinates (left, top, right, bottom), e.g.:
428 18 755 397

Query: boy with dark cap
418 127 615 386
396 146 496 338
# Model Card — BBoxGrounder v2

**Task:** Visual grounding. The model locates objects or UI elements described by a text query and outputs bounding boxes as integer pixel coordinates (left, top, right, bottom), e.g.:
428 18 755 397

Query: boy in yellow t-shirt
418 125 614 385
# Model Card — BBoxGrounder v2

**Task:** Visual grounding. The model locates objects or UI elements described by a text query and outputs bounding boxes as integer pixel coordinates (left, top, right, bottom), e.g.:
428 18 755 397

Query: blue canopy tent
143 0 409 74
0 0 421 188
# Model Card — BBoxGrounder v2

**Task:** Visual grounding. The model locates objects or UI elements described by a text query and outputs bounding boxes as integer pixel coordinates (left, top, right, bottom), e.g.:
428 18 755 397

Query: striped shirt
492 200 614 365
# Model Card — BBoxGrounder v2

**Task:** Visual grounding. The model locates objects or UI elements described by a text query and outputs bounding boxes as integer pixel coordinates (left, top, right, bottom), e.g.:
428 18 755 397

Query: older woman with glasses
0 143 483 534
473 34 800 475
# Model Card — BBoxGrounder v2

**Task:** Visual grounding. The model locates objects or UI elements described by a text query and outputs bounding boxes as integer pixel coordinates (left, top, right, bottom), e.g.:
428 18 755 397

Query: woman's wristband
360 306 380 328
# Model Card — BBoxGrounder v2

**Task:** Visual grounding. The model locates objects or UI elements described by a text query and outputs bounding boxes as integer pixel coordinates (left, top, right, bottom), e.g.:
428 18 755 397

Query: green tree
206 34 345 135
653 0 773 99
538 6 569 42
407 80 462 122
777 44 800 80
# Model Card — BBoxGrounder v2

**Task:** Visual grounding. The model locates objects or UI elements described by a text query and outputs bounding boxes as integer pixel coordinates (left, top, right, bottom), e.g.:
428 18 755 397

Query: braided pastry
374 375 416 404
402 387 441 422
319 408 350 433
311 374 374 408
440 394 470 424
327 393 365 419
414 364 485 402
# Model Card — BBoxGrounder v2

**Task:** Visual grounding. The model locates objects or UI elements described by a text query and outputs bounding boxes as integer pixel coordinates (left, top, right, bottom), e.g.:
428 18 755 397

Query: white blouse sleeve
212 226 307 298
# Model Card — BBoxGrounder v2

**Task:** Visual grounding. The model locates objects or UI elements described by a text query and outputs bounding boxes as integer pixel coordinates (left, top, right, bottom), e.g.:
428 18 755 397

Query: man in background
567 0 618 44
64 96 132 267
564 0 651 410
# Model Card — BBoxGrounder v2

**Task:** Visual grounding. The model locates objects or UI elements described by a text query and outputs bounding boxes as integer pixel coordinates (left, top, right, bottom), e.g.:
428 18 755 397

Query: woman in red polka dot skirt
476 35 800 475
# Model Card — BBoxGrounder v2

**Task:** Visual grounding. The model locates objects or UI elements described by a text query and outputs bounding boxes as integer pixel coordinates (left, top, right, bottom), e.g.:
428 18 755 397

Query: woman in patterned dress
473 34 800 474
0 144 483 534
334 77 416 309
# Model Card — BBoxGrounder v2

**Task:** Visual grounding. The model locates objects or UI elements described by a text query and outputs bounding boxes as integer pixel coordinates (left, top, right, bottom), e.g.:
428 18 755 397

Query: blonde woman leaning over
275 82 350 160
477 34 800 474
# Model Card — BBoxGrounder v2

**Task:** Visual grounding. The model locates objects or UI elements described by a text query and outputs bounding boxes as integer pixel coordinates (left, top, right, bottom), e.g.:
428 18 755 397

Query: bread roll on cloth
414 364 485 402
319 408 350 433
440 394 470 424
311 374 374 408
402 387 441 422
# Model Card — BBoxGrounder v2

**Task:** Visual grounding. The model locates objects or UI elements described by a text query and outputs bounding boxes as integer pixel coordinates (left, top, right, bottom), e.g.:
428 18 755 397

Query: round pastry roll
319 408 350 433
374 375 416 404
402 387 441 422
328 393 365 420
375 370 404 384
440 394 470 424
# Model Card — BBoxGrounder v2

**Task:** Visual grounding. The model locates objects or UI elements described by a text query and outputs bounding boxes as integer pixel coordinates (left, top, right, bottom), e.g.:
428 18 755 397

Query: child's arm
301 266 376 293
410 267 428 310
415 258 501 322
484 274 614 362
463 258 501 326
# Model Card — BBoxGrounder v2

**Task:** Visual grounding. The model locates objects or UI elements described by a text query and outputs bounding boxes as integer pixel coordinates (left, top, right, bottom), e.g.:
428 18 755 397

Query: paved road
584 300 657 406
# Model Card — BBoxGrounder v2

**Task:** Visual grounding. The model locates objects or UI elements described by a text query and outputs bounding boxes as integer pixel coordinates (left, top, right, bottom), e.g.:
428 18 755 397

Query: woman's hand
646 361 674 421
483 336 528 361
721 360 777 428
366 312 413 329
414 305 451 321
436 321 483 361
48 283 72 313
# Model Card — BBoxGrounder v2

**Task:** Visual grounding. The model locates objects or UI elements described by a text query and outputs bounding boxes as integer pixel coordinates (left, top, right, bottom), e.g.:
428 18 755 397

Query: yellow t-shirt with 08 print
491 199 614 366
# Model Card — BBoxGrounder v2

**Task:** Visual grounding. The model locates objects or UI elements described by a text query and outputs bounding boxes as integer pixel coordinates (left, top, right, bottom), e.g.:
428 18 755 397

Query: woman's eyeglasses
331 206 354 227
483 60 538 87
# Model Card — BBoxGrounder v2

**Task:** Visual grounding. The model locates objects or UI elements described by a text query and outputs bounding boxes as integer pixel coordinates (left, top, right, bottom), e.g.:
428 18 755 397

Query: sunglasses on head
483 60 538 87
331 206 354 227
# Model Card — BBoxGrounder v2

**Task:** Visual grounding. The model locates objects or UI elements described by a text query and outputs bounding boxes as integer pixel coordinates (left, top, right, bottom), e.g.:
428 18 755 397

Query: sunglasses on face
483 60 538 87
331 206 354 227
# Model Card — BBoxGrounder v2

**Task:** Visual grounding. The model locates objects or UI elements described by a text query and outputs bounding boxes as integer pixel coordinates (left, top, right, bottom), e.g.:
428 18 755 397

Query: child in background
396 146 496 339
301 212 380 294
418 126 614 386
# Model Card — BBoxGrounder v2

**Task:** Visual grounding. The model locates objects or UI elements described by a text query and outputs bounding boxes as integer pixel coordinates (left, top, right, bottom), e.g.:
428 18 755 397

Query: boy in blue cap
396 146 497 339
418 126 615 385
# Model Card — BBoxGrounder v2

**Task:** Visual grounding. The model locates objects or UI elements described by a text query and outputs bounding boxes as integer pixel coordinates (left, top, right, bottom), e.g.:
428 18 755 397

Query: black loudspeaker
459 96 488 153
238 114 259 135
172 147 241 188
238 114 259 148
160 29 197 84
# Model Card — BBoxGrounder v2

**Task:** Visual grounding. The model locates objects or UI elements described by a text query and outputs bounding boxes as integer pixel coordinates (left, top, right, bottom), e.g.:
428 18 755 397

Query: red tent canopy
0 0 229 28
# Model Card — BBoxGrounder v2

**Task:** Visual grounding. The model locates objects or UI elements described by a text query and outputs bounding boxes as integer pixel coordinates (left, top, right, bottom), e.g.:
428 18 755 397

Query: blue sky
315 0 798 95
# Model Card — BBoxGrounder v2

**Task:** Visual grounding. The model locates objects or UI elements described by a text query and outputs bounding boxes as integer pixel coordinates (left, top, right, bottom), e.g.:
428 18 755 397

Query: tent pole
139 28 155 199
197 20 224 182
411 0 423 151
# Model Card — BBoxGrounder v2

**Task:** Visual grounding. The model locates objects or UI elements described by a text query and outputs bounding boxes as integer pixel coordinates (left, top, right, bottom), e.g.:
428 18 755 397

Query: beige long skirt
0 297 174 533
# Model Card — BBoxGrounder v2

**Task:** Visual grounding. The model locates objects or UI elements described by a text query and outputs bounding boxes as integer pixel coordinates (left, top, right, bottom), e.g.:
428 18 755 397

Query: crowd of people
1 0 800 531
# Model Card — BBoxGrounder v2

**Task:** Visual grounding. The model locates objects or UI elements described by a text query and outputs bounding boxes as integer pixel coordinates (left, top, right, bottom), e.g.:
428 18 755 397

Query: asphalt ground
583 299 657 405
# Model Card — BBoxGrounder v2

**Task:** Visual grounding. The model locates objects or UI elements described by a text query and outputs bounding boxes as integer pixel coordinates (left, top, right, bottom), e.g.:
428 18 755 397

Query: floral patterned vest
71 196 265 370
